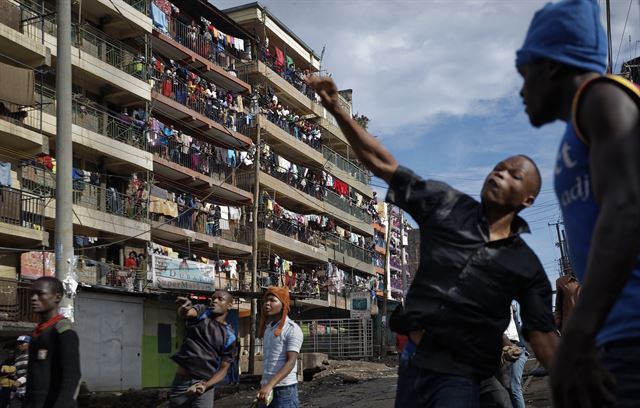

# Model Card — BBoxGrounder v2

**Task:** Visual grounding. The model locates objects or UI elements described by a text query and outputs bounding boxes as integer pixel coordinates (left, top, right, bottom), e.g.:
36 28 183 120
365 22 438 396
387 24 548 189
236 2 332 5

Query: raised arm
176 296 198 319
306 76 398 183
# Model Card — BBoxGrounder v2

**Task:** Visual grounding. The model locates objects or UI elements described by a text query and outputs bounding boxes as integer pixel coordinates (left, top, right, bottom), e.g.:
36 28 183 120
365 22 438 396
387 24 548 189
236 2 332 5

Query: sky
213 0 640 280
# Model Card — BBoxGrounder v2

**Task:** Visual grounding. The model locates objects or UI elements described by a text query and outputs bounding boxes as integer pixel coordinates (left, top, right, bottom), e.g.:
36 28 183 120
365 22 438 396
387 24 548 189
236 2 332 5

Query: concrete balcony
0 116 48 156
31 23 151 102
242 60 324 117
0 187 48 247
148 140 252 204
326 236 375 276
239 170 372 236
151 89 252 150
151 18 250 94
317 117 349 154
84 0 152 34
259 116 324 168
259 115 372 196
0 6 51 67
258 228 327 263
28 86 153 172
151 220 252 257
20 166 151 240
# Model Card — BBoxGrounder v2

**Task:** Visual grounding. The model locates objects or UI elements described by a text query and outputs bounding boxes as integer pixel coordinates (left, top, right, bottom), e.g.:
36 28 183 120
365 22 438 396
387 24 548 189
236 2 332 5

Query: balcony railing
158 16 243 74
75 257 147 292
151 208 252 246
33 85 147 150
322 146 371 185
258 50 318 105
0 186 45 231
20 164 148 221
123 0 149 15
147 139 235 184
0 278 36 323
263 111 322 152
257 159 373 225
151 68 253 136
258 211 323 248
326 234 374 265
324 188 373 224
19 2 147 81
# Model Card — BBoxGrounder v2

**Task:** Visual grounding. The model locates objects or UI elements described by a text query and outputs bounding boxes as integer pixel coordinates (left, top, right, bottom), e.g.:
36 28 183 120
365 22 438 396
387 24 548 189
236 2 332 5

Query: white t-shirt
504 306 520 342
261 316 303 387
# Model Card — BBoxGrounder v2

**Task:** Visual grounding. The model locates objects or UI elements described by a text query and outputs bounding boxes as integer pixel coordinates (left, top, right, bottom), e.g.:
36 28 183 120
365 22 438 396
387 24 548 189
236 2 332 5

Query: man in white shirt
257 286 303 408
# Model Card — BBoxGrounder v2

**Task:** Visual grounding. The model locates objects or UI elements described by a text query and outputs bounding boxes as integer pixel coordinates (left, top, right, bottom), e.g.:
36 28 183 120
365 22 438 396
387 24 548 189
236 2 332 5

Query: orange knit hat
258 286 290 338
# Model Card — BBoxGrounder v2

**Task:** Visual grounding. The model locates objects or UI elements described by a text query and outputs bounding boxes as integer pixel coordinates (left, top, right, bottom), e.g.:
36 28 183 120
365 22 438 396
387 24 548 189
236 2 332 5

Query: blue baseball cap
16 335 30 343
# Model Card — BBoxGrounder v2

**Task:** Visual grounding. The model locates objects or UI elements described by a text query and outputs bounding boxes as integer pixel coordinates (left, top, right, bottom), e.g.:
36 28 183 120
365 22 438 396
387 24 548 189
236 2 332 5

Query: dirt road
214 359 552 408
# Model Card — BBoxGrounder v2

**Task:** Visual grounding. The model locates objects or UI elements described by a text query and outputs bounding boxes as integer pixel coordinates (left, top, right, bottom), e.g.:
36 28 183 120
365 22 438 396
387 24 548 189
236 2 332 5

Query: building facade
0 0 380 390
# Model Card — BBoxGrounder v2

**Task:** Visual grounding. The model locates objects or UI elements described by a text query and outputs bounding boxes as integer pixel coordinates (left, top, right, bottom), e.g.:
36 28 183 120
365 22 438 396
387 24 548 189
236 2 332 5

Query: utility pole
381 203 391 355
249 116 262 374
549 220 572 277
400 210 407 304
55 0 75 321
606 0 613 73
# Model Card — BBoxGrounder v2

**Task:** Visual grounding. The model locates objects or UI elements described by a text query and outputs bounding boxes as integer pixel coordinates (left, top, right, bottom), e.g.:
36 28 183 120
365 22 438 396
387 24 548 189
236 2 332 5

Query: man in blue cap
517 1 640 407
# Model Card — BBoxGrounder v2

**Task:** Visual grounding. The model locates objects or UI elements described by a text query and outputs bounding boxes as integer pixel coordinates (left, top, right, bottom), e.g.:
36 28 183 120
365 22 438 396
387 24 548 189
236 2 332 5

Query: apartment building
0 0 380 390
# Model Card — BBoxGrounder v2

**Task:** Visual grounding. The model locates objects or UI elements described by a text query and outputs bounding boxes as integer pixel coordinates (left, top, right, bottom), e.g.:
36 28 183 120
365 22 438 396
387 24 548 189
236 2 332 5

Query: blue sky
212 0 640 280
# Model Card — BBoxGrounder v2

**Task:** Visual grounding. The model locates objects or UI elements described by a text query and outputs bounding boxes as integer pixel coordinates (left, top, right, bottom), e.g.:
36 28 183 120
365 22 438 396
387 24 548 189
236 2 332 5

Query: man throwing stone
307 76 559 408
169 291 236 408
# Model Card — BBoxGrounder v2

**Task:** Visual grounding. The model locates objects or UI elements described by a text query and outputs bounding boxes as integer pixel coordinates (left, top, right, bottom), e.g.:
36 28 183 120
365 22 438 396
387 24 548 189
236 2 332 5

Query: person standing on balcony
307 76 559 407
25 277 81 408
124 251 138 269
169 291 235 408
257 287 303 408
516 1 640 406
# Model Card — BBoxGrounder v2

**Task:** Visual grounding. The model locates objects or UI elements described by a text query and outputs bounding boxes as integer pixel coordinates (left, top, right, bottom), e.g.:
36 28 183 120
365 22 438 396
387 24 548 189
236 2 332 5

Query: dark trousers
479 377 513 408
169 374 214 408
396 361 480 408
599 339 640 408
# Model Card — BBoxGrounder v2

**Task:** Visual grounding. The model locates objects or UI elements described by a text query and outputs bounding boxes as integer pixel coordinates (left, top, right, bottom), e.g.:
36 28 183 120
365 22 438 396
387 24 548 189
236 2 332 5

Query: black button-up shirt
387 166 555 379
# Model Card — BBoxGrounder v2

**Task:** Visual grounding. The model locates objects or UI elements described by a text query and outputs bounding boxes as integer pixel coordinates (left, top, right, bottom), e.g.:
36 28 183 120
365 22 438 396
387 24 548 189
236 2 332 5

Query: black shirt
25 318 81 408
387 166 556 379
171 304 234 380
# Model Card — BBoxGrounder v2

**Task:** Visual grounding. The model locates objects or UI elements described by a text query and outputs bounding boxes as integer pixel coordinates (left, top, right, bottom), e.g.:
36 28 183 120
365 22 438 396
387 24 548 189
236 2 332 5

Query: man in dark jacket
25 277 81 408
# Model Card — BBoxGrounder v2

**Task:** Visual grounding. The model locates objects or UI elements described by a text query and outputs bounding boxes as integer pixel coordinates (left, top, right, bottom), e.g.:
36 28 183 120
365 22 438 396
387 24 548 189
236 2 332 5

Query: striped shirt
14 351 28 397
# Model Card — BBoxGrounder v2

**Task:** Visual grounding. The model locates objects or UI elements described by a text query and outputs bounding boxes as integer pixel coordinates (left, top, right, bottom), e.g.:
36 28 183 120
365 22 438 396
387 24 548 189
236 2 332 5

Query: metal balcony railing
33 85 147 150
151 207 251 246
263 111 322 152
19 1 147 80
19 164 149 221
326 234 374 265
257 50 318 105
123 0 149 15
324 188 373 224
321 145 371 185
257 159 373 225
258 211 323 248
0 278 37 323
147 138 235 184
151 68 253 137
0 186 45 231
160 17 243 74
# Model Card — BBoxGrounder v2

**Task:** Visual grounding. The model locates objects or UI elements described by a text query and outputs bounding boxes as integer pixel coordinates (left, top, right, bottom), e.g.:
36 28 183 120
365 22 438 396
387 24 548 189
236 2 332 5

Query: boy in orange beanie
256 287 303 407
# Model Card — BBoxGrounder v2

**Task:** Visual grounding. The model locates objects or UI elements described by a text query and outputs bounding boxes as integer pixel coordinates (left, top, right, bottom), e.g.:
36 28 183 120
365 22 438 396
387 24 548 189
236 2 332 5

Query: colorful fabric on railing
333 179 349 196
275 47 285 69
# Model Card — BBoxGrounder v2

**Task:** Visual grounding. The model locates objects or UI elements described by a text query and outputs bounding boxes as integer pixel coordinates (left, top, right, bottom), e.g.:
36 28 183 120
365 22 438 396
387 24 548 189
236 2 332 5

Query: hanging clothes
274 47 285 69
333 179 349 196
